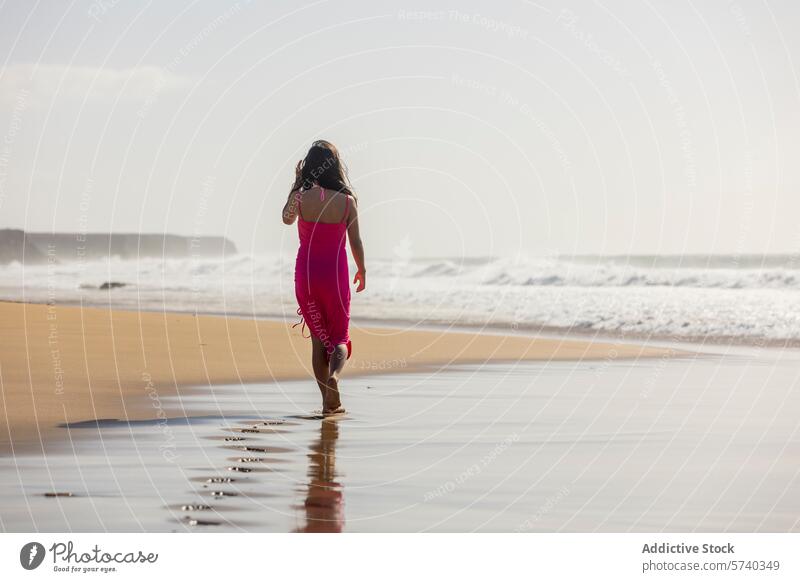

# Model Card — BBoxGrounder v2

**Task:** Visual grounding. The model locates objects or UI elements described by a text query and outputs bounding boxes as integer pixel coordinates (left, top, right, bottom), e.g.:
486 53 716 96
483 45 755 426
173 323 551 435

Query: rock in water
99 281 127 290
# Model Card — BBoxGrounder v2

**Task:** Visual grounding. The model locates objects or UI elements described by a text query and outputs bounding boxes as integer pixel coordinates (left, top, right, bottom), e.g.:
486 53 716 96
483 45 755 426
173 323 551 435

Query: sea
1 253 799 344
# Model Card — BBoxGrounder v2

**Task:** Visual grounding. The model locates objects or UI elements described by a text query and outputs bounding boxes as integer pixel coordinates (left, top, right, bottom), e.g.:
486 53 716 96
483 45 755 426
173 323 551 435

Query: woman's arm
282 160 303 225
282 189 301 225
346 195 366 292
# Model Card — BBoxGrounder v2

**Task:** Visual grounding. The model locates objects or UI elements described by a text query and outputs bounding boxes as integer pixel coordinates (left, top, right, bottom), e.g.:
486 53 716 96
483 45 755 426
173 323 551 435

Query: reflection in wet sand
297 419 344 533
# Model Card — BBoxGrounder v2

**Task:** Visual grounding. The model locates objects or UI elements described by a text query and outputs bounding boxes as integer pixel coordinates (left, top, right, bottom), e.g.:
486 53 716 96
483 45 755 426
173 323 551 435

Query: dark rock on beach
99 281 127 290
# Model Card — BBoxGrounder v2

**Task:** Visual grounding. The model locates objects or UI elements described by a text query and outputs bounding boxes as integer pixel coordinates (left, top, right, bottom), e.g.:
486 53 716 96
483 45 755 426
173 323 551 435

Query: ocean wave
1 254 799 343
403 256 800 290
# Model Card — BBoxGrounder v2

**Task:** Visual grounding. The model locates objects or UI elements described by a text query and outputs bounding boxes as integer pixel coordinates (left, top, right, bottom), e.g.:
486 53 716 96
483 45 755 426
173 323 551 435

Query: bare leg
324 343 348 413
310 337 330 407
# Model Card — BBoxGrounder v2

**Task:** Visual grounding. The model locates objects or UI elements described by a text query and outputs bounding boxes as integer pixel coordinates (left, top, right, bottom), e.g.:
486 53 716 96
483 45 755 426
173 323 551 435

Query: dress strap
292 307 311 339
319 187 325 201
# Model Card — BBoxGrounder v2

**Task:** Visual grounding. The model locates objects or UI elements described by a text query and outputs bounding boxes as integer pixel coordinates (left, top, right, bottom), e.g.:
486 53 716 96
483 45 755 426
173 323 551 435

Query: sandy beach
2 301 799 532
0 301 665 456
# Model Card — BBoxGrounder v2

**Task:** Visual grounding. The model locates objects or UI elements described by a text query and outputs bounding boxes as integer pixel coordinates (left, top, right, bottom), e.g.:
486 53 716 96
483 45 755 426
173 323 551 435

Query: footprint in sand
237 445 294 454
241 446 272 453
290 412 348 421
234 457 263 463
184 517 221 527
210 490 237 497
169 417 295 529
181 504 213 511
234 419 290 426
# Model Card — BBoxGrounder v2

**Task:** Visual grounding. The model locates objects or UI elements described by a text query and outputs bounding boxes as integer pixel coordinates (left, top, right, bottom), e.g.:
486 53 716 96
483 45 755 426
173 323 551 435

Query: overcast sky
1 0 798 258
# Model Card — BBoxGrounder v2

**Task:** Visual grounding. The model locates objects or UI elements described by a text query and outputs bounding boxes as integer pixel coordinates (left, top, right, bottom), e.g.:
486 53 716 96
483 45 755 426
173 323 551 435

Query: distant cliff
0 229 237 265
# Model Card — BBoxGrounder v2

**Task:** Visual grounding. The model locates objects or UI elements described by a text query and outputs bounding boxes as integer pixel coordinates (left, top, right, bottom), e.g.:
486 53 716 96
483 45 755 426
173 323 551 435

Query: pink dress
294 187 352 359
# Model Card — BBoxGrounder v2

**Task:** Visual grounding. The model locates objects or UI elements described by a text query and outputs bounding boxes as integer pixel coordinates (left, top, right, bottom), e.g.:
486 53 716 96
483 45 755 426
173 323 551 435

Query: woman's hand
346 198 366 291
353 270 366 292
294 159 303 180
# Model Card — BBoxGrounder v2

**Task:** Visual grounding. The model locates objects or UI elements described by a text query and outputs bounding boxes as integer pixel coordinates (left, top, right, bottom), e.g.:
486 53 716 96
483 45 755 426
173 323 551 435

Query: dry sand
0 301 667 455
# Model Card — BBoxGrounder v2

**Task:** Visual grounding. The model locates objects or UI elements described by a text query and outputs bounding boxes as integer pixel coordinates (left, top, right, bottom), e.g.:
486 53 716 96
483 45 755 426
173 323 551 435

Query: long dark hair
292 140 354 198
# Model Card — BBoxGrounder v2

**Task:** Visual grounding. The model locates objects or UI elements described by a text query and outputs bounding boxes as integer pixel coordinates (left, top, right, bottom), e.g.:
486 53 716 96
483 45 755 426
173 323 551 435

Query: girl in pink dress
282 140 366 414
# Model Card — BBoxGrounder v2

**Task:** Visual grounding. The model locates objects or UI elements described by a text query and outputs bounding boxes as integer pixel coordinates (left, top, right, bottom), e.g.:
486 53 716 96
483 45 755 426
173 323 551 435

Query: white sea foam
2 254 799 343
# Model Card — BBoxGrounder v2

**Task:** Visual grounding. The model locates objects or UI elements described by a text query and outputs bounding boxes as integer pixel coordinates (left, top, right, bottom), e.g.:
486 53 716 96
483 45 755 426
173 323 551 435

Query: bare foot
323 376 344 414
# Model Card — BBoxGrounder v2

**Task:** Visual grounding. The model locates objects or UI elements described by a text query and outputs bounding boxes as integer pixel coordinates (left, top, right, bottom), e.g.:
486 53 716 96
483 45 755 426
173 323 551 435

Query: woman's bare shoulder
294 186 320 200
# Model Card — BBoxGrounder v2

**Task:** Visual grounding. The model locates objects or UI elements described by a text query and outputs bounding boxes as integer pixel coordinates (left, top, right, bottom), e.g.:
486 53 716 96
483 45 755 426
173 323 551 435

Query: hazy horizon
1 0 799 260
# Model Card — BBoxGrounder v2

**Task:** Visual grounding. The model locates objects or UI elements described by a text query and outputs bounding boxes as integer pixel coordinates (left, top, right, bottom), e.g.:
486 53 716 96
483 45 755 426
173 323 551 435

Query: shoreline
0 301 674 457
4 296 796 349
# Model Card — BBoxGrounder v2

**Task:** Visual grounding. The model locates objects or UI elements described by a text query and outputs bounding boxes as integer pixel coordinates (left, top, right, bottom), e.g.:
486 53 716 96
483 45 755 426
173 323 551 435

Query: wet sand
6 301 796 532
2 348 799 532
0 301 665 456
